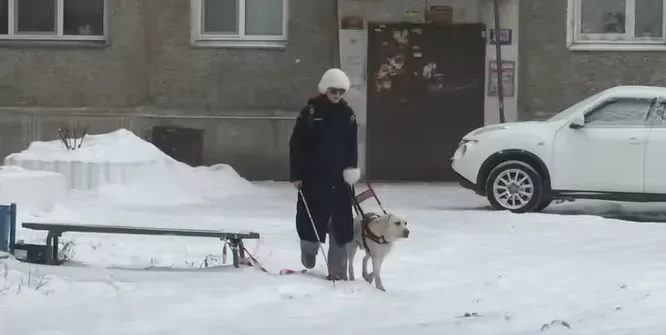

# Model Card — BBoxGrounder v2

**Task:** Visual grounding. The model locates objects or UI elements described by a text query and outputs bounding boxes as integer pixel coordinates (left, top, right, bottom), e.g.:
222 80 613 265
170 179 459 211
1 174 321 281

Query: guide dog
346 212 410 291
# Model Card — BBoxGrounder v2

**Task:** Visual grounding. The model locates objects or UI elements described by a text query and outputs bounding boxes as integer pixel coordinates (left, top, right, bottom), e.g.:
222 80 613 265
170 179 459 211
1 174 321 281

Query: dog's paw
364 273 374 284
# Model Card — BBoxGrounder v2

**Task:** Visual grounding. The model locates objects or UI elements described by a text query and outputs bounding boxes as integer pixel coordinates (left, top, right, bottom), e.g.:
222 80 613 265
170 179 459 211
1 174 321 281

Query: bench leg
45 232 53 265
224 239 249 269
229 239 240 268
238 239 245 261
53 236 59 265
45 232 60 265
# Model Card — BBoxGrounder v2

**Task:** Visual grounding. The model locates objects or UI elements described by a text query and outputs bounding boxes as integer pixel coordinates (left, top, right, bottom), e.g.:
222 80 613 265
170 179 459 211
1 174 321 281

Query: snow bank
95 162 255 206
7 129 167 163
4 128 254 205
0 165 66 211
4 129 172 190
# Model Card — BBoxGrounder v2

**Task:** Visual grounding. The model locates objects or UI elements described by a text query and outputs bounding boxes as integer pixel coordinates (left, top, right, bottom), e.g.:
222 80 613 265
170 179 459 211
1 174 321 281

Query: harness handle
366 183 387 215
350 185 366 217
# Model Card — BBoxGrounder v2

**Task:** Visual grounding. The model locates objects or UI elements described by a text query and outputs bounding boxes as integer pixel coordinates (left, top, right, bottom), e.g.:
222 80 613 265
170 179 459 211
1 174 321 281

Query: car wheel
535 198 553 212
485 160 543 213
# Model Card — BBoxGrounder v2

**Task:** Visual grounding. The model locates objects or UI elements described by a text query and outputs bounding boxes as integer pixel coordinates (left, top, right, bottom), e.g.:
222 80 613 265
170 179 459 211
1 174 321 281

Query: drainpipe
334 0 341 68
492 0 506 123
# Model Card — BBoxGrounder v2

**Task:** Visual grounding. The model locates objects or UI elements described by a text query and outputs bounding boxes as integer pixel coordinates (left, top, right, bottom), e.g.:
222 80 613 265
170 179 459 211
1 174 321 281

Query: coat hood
317 68 351 94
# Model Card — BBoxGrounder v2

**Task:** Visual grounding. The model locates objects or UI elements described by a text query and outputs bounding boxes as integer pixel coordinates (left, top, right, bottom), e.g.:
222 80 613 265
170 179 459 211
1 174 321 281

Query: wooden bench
21 222 260 268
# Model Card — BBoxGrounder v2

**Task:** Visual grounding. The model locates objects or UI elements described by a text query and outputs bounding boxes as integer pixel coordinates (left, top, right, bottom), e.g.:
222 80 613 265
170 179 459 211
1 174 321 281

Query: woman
289 68 360 280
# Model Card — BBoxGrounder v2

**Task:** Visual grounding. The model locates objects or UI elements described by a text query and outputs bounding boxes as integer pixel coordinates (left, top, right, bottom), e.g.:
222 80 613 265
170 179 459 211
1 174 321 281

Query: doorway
366 23 486 181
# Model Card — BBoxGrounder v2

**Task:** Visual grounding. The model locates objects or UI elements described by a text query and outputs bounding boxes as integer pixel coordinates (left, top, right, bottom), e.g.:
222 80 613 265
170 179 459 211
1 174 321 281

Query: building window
0 0 106 42
567 0 666 50
191 0 288 48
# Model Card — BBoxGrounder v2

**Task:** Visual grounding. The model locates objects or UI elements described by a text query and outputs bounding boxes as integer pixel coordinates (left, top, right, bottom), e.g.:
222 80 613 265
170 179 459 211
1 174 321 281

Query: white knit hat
317 68 351 94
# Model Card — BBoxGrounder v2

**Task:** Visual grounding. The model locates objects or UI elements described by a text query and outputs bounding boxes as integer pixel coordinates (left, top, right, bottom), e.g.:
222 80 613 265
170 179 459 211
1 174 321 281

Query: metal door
366 23 486 181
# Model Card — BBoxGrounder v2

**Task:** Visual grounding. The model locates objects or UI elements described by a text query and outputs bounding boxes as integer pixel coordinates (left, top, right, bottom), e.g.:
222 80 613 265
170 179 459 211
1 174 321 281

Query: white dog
346 212 410 291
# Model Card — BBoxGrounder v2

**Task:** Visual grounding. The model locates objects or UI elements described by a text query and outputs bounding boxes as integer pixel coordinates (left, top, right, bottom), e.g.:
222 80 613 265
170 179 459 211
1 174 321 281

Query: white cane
298 188 334 283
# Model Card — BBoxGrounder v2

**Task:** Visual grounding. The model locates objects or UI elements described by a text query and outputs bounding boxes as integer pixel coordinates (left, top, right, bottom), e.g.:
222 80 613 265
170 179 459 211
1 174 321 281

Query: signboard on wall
489 28 512 45
341 15 364 30
403 9 425 23
488 60 515 97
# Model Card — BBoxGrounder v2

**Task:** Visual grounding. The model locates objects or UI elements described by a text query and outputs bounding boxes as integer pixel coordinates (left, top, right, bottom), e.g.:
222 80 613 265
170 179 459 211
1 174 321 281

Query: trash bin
0 204 17 253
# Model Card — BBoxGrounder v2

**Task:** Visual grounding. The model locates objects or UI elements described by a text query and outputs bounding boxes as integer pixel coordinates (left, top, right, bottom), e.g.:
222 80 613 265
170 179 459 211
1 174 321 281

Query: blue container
0 203 17 253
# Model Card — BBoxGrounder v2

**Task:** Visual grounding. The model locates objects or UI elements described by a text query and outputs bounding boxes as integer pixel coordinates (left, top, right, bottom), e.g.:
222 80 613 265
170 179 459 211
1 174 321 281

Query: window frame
190 0 289 48
0 0 108 42
566 0 666 51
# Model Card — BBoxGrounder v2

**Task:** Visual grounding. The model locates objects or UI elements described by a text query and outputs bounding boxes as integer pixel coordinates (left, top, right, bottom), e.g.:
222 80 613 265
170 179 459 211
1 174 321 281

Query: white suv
451 85 666 213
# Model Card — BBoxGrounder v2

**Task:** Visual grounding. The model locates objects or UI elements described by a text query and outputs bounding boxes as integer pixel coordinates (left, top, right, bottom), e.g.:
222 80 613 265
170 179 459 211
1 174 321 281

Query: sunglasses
328 88 346 95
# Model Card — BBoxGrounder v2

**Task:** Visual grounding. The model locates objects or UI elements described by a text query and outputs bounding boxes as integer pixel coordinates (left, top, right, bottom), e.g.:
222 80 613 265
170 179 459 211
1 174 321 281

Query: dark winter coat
289 94 358 245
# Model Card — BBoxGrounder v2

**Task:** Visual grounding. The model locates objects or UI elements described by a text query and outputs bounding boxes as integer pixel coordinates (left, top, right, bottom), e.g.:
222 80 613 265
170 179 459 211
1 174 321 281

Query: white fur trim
343 168 361 185
318 68 351 94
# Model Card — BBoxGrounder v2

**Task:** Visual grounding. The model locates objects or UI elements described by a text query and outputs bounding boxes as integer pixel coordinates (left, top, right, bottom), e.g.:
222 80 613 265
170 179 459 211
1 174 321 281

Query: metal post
493 0 506 123
0 206 8 252
9 203 16 254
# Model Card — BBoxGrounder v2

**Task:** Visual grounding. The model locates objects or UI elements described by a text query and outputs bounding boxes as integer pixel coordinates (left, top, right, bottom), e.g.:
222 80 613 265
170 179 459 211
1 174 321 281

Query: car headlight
470 125 507 136
453 139 478 159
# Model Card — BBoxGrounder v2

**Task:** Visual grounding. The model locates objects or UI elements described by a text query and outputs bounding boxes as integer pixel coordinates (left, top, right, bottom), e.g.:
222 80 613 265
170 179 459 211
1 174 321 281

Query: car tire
485 160 544 213
535 198 553 212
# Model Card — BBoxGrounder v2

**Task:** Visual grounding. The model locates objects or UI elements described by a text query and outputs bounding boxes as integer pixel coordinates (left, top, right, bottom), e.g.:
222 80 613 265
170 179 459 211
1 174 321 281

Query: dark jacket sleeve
289 107 309 182
345 108 359 169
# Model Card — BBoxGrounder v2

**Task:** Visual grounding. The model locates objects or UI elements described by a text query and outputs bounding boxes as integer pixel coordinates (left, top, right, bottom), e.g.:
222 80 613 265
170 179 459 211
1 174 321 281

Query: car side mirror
569 115 585 129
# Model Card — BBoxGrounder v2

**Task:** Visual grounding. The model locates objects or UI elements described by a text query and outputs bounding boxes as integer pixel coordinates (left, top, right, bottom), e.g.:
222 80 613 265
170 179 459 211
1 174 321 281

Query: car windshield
546 91 605 122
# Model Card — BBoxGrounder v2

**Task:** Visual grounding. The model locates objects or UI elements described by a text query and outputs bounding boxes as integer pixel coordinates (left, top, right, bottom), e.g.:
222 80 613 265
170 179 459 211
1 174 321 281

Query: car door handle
628 137 644 144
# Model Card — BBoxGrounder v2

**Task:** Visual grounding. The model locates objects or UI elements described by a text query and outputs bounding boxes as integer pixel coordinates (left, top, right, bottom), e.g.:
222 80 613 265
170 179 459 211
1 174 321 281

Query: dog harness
361 213 389 253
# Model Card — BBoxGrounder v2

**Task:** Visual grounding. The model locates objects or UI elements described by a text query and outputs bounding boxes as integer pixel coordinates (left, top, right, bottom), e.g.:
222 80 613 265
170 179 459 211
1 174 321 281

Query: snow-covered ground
2 130 666 334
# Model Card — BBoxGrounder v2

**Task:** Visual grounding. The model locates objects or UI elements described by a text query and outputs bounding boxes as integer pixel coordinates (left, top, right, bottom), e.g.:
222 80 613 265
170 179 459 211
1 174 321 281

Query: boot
326 240 348 280
300 240 319 269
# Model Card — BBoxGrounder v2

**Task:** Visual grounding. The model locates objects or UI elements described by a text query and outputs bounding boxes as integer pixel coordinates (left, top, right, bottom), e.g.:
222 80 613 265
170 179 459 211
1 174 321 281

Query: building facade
0 0 338 180
519 0 666 120
6 0 648 182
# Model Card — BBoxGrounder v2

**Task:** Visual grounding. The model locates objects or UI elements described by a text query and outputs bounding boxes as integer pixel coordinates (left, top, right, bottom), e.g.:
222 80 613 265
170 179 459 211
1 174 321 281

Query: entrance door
366 23 486 181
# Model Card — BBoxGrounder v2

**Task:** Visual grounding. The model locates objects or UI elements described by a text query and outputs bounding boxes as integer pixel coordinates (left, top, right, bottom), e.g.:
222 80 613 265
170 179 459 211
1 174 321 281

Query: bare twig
56 124 89 151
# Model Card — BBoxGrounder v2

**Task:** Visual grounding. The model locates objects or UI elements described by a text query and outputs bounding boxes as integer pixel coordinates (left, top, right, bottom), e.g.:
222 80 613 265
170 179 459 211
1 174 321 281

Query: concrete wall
0 0 339 180
337 0 520 174
519 0 666 120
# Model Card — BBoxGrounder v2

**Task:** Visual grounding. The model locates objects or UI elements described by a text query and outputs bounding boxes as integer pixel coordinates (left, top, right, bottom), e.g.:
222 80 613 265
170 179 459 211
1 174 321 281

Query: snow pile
21 203 85 225
95 162 255 206
0 165 66 211
4 128 254 205
6 129 168 163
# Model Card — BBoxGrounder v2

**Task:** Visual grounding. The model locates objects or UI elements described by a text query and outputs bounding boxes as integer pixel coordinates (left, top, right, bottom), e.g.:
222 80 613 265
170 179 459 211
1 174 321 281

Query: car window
547 91 606 122
584 98 653 127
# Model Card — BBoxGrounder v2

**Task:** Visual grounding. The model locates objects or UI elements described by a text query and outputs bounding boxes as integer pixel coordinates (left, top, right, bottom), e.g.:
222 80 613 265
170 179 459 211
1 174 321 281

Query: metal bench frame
22 222 260 268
